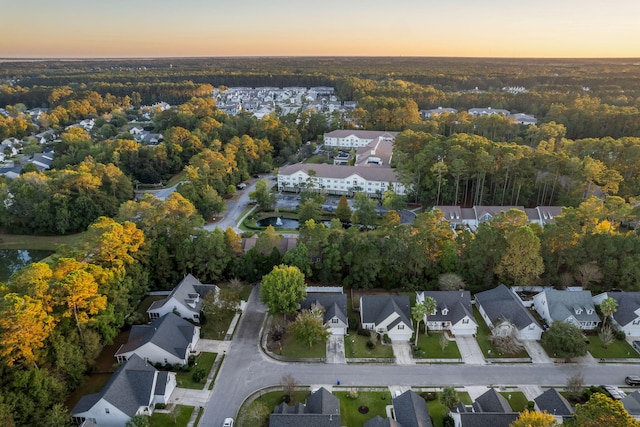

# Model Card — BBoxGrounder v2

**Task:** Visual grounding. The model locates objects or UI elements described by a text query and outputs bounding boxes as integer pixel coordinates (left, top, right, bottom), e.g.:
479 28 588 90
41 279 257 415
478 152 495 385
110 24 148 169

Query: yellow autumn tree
510 410 557 427
571 392 639 427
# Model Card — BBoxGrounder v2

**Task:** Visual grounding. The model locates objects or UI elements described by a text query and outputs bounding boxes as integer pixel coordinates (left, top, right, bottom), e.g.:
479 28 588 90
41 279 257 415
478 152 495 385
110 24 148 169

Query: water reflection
0 249 51 282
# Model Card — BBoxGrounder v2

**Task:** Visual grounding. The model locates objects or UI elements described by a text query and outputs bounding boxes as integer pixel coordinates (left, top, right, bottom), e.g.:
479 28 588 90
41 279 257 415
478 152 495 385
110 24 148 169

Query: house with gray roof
364 390 432 427
323 130 398 149
593 292 640 336
269 387 341 427
451 388 519 427
114 313 199 365
534 387 574 419
421 107 458 119
416 291 477 336
621 391 640 416
360 296 413 341
71 354 176 427
147 274 218 323
433 206 563 231
533 289 600 330
301 292 348 335
475 285 543 341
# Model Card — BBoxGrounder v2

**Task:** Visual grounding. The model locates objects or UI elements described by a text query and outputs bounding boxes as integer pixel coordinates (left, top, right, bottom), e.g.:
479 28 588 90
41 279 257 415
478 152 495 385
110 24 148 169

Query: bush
188 355 196 367
154 403 166 410
616 330 627 340
192 367 206 383
347 390 359 399
443 415 455 427
382 334 391 344
413 347 425 358
358 328 372 337
527 401 535 410
366 340 376 349
421 392 437 401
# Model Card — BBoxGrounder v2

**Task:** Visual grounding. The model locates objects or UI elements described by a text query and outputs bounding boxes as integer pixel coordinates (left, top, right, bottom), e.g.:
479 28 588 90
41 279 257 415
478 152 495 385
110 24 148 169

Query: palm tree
422 296 437 336
412 303 428 346
600 297 618 329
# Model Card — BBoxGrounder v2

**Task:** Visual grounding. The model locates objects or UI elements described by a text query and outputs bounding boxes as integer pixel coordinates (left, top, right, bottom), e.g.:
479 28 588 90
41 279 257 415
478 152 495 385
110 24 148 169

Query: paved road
198 287 639 427
204 176 270 232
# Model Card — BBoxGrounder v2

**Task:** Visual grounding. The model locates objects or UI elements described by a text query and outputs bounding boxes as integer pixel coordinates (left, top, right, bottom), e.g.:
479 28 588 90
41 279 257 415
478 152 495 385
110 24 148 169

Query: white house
115 313 199 365
72 354 176 427
301 289 348 336
277 163 406 197
475 285 543 341
593 292 640 336
533 289 600 330
468 107 510 116
421 107 458 119
434 205 563 231
147 274 219 323
323 130 398 149
360 296 413 341
416 291 477 336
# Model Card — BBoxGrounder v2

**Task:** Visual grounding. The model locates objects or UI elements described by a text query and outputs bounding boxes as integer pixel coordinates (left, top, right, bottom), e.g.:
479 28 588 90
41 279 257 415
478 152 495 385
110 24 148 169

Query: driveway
456 336 486 365
522 340 553 364
326 335 346 364
391 341 414 365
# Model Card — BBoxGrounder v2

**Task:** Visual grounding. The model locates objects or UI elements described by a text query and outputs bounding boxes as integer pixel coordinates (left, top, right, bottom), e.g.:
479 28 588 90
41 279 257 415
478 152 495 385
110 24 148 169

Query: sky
1 0 639 58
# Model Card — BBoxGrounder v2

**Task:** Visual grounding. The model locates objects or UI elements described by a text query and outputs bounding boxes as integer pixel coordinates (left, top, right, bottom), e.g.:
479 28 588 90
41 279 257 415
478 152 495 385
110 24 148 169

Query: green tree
509 409 557 427
411 302 428 346
125 415 151 427
260 265 306 319
495 226 544 287
542 321 588 360
438 273 466 291
599 297 618 329
352 192 377 229
250 179 276 211
282 243 312 278
335 195 352 222
421 296 437 336
568 392 639 427
439 386 460 409
298 198 322 224
288 307 330 348
43 404 73 427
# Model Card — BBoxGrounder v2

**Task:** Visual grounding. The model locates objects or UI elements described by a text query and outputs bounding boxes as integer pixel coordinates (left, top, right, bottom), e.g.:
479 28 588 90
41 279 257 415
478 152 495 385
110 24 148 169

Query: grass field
0 232 84 250
500 391 529 411
416 332 462 359
279 333 326 358
176 352 217 389
345 334 394 358
587 336 639 359
336 391 391 427
150 405 194 427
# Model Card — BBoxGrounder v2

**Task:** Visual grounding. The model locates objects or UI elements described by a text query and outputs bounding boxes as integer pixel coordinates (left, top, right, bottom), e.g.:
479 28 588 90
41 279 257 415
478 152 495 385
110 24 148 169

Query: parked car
223 418 234 427
625 376 640 386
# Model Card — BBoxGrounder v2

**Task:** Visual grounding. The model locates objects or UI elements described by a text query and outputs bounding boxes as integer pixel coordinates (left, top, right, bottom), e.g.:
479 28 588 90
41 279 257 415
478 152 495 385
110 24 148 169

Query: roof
541 289 599 324
472 388 512 413
457 413 519 427
115 313 196 359
622 391 640 415
324 130 399 140
72 354 157 417
306 387 340 415
269 388 341 427
147 274 218 315
301 293 348 325
604 292 640 327
278 163 399 183
475 285 540 331
364 416 403 427
361 296 413 331
534 388 574 417
393 390 433 427
418 291 474 325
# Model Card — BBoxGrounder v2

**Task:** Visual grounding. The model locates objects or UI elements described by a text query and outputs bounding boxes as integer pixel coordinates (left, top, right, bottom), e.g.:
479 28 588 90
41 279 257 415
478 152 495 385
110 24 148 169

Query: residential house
114 313 199 365
468 107 510 116
269 387 341 427
509 113 537 125
416 291 477 336
365 390 433 427
433 206 563 231
323 130 398 149
475 285 543 341
301 288 348 335
420 107 458 119
621 391 640 416
450 388 519 427
360 296 413 341
29 151 55 170
278 163 406 197
534 388 574 420
71 354 176 427
593 292 640 336
147 274 219 323
533 289 600 330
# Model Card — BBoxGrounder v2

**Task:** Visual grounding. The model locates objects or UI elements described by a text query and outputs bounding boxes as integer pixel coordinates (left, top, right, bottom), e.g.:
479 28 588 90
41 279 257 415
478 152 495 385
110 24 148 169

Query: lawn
473 307 529 358
200 310 237 340
336 391 391 427
176 352 217 389
587 336 640 359
0 232 84 251
150 405 194 427
303 154 330 164
279 332 326 358
500 391 529 412
345 334 394 358
426 391 472 427
415 332 462 359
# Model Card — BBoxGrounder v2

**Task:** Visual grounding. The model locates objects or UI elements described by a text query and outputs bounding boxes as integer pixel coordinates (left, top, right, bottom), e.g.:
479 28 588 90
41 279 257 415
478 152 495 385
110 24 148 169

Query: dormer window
442 308 449 316
573 305 582 315
586 307 594 315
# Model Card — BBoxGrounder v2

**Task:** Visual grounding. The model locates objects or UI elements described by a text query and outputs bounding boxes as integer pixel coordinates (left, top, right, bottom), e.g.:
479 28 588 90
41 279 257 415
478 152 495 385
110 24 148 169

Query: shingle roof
364 415 403 427
306 387 340 415
361 296 413 332
147 274 218 315
302 293 348 325
278 163 399 183
534 388 574 417
622 391 640 415
457 413 519 427
542 289 599 324
324 130 399 140
269 388 341 427
116 313 196 359
418 291 474 325
473 388 512 413
606 292 640 327
475 285 540 331
393 391 433 427
72 354 156 417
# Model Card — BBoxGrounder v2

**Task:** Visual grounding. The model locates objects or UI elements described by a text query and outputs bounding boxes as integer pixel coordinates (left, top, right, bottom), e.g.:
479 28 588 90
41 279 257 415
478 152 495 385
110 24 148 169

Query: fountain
275 217 283 226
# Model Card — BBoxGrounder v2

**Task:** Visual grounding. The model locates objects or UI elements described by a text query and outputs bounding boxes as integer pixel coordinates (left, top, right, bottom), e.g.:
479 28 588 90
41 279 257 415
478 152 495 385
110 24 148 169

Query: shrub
527 401 535 410
422 392 437 401
192 367 206 383
347 390 359 399
382 334 391 344
188 355 196 367
358 328 372 337
442 415 455 427
366 340 376 349
155 403 166 410
616 330 627 340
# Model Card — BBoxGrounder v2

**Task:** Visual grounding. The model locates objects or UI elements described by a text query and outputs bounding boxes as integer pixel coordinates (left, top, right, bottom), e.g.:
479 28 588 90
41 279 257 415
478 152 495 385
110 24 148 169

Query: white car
223 418 234 427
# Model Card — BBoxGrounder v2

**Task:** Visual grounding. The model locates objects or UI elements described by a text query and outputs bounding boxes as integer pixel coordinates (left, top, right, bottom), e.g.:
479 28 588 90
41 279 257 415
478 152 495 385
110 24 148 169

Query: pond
0 249 51 282
257 217 300 228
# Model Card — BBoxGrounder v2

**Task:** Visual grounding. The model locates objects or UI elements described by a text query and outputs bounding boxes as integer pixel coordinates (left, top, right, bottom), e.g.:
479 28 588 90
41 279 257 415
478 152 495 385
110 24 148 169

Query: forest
0 57 639 425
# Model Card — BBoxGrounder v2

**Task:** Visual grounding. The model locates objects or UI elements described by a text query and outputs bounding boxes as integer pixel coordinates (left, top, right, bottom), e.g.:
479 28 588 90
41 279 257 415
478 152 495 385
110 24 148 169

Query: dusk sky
2 0 639 58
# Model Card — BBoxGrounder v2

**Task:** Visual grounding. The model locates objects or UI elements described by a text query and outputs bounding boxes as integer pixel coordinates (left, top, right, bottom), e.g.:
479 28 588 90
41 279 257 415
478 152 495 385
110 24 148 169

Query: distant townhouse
323 130 399 149
434 205 563 231
420 107 458 119
147 274 219 323
510 113 537 125
533 289 600 330
593 292 640 336
468 107 510 116
416 291 477 336
277 163 406 196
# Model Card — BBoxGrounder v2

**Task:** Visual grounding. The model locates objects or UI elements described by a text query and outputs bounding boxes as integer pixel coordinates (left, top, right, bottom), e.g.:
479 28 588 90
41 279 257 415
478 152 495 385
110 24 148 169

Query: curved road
199 287 636 426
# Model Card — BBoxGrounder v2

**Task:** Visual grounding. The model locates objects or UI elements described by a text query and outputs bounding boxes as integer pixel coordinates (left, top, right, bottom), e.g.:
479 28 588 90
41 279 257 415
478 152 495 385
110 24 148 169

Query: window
332 318 338 324
398 324 404 330
633 320 640 325
462 318 469 324
528 324 535 330
105 408 110 414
